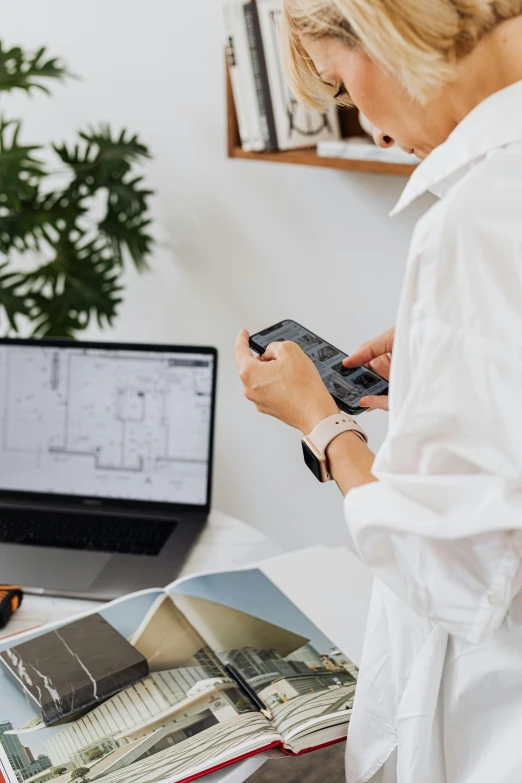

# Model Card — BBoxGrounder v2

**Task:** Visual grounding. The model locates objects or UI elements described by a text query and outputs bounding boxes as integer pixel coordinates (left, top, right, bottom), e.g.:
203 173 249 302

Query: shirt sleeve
344 199 522 644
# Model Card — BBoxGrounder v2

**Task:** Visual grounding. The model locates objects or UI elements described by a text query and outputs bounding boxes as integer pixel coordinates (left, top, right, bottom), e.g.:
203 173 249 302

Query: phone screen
250 319 388 414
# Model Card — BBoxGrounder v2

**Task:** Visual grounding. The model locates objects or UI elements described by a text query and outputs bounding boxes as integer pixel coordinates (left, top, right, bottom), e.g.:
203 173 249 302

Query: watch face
302 441 323 482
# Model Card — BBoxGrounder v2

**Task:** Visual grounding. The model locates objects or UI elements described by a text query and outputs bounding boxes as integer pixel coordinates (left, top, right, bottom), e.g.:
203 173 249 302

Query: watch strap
306 413 368 456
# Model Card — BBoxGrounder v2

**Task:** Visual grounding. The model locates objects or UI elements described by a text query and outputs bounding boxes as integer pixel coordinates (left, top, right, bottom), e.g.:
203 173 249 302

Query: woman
234 2 522 782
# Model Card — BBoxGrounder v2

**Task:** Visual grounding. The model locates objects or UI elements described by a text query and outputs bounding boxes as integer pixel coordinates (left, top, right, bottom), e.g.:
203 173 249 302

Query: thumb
359 395 389 412
344 329 394 369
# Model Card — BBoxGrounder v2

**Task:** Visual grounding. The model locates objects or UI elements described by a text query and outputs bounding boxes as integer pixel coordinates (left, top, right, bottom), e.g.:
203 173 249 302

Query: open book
0 561 358 783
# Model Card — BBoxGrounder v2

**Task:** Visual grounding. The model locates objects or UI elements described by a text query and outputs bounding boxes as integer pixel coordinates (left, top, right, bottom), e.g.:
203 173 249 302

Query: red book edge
0 736 347 783
177 736 347 783
178 741 282 783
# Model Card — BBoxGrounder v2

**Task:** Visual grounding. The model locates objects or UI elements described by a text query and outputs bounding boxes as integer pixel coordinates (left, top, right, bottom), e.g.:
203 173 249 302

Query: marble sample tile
0 613 149 725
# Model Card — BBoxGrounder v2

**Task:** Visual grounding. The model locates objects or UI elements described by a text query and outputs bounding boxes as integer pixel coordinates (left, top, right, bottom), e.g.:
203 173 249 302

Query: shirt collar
391 79 522 216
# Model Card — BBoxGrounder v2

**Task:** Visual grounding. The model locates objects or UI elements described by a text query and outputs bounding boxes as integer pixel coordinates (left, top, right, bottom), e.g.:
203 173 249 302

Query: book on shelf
318 138 421 166
0 557 358 783
224 2 265 151
243 2 278 151
224 1 341 153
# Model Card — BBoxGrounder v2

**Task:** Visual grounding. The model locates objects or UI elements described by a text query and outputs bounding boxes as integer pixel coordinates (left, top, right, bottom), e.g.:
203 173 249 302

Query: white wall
2 1 431 551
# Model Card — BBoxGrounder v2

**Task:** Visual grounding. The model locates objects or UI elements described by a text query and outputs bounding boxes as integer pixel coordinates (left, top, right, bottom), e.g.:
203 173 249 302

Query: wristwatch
302 413 368 483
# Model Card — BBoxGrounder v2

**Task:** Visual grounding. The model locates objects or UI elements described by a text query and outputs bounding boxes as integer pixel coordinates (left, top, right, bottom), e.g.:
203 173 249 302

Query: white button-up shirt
344 80 522 783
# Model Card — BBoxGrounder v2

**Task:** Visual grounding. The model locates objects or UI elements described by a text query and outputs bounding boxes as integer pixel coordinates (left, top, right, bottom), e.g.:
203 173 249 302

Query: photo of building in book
5 598 266 783
0 567 358 783
43 650 253 769
171 594 357 739
0 722 52 783
242 644 356 711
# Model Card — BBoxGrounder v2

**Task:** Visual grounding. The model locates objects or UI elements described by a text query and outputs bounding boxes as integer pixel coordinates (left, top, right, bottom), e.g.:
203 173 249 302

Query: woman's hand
343 327 395 411
234 329 339 435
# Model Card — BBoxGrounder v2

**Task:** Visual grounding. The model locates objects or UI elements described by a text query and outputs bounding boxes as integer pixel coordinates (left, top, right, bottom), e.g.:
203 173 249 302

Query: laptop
0 338 217 600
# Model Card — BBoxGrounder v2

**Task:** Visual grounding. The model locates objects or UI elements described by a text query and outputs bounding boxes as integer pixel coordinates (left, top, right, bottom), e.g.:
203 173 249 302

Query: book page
167 568 357 748
0 590 278 783
260 545 374 667
0 744 16 783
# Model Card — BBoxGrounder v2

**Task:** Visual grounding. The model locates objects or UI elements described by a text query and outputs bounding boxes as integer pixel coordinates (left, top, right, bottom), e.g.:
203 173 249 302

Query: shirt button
488 591 504 606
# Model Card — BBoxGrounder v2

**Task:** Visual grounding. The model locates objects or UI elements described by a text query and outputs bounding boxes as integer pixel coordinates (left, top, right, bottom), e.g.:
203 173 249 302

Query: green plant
0 42 154 337
71 768 90 782
86 748 104 762
52 768 68 777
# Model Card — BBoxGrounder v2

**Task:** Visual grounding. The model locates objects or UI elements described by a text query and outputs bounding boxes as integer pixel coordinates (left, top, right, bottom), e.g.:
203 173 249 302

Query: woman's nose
373 128 395 148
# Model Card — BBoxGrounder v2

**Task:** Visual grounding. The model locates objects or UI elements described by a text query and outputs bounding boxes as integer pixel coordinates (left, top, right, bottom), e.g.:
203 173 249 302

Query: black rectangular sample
0 613 149 725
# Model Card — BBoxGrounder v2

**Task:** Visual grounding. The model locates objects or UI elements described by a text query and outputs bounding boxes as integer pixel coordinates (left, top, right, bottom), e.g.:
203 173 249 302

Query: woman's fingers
262 340 287 361
359 395 389 412
236 331 391 416
343 327 395 369
234 329 252 363
366 353 392 381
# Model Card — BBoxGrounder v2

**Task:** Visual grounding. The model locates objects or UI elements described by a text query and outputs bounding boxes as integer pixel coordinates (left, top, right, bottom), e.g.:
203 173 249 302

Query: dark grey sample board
0 613 149 725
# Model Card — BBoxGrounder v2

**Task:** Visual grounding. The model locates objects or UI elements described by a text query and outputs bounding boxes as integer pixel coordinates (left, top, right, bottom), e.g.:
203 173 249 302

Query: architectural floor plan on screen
0 346 213 504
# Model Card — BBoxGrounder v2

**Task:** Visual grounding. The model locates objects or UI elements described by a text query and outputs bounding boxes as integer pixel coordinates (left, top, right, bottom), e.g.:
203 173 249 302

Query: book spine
243 2 278 152
256 5 288 150
224 5 252 152
229 2 265 152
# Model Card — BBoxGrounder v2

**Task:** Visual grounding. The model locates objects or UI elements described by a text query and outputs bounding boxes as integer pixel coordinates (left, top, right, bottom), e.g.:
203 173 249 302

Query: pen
225 663 273 720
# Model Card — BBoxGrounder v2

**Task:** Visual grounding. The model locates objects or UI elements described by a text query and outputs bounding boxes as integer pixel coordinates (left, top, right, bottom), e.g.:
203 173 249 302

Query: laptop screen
0 342 216 508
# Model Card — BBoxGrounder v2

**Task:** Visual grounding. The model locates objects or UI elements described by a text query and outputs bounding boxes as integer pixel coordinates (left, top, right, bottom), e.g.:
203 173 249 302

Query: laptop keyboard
0 509 177 556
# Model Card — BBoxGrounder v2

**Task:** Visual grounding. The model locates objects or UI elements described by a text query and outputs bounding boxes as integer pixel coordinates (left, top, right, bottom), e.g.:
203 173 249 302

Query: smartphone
249 319 389 416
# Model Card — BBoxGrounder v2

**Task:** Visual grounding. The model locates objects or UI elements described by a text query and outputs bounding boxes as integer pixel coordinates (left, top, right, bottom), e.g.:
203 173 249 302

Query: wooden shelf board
229 144 417 177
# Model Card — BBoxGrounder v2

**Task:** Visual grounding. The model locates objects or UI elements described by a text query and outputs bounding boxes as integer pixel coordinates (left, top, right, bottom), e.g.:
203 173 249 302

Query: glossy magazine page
168 568 357 751
0 744 15 783
0 588 278 783
0 562 357 783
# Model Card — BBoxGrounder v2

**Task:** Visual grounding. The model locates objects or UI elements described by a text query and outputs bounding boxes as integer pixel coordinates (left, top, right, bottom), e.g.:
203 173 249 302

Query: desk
0 516 373 783
0 510 283 642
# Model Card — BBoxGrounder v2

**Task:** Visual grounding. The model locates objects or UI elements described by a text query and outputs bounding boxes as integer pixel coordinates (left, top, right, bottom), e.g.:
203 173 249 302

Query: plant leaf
0 117 44 209
0 191 87 254
0 43 70 95
53 124 155 273
0 263 30 332
99 212 153 271
0 97 154 337
54 124 151 195
23 235 124 338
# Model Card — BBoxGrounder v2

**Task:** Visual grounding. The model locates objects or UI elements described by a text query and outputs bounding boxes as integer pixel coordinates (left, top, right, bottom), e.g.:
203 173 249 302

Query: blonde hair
282 0 522 107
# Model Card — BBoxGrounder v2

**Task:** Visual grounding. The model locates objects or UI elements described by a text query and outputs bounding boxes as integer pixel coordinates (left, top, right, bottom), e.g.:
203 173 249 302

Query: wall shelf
226 57 418 178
